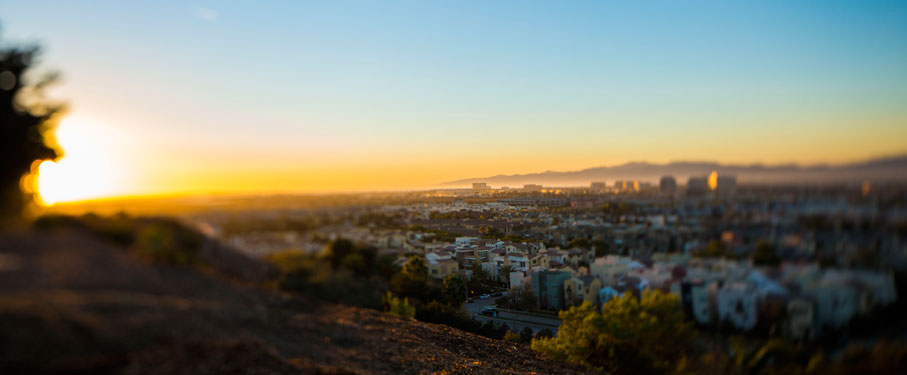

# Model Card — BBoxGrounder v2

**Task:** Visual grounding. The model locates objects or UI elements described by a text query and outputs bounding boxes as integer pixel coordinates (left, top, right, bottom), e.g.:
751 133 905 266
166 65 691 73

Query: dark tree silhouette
1 36 63 217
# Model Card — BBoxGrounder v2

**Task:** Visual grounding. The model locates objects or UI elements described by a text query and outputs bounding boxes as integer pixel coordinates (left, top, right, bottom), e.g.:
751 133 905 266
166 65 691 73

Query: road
464 293 561 336
464 293 502 315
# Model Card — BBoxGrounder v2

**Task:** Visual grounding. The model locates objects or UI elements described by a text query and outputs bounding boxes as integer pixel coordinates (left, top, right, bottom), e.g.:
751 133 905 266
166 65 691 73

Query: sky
1 1 906 202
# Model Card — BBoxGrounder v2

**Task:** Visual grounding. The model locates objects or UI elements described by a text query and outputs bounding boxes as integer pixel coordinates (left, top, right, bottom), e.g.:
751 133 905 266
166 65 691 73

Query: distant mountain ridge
440 155 907 188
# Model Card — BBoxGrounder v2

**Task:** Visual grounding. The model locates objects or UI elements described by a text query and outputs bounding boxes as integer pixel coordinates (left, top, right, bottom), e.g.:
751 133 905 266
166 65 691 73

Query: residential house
455 237 479 246
566 247 595 267
563 275 602 307
785 298 815 342
590 255 631 286
716 282 759 331
427 258 459 280
529 253 550 270
690 282 714 325
508 271 525 289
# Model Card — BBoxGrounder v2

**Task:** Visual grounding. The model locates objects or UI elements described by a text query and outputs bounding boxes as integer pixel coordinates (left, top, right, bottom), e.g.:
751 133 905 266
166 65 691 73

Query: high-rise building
590 182 606 190
472 182 488 192
660 176 677 194
716 175 737 195
523 184 543 192
687 176 709 196
614 180 639 192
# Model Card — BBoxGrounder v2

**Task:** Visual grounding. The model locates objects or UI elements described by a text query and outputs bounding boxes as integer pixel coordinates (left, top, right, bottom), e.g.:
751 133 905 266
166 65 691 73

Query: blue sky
2 1 906 197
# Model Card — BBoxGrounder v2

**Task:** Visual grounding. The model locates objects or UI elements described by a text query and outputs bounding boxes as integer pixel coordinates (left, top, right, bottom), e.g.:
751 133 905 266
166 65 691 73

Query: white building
716 282 759 331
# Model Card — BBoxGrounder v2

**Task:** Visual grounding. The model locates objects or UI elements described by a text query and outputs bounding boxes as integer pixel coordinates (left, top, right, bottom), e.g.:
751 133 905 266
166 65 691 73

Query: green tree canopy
568 237 590 249
532 290 695 374
322 238 378 277
506 282 538 311
374 253 400 281
696 239 736 259
440 274 468 307
534 328 554 339
467 261 495 295
322 238 355 268
752 239 781 267
591 239 610 257
391 255 431 302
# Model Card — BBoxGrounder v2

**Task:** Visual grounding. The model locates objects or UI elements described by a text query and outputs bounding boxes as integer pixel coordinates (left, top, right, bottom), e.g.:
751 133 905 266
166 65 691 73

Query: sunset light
707 171 718 191
35 117 123 205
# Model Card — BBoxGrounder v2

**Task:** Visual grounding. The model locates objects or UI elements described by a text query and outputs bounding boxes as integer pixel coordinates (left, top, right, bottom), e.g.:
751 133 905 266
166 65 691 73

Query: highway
464 293 561 336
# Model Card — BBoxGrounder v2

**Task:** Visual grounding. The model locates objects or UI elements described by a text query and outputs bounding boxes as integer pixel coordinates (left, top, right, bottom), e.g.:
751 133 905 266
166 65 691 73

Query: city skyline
2 1 906 203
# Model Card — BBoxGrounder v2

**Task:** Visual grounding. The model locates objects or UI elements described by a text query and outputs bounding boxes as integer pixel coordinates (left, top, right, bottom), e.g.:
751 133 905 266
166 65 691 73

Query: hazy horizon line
35 152 907 207
441 153 907 184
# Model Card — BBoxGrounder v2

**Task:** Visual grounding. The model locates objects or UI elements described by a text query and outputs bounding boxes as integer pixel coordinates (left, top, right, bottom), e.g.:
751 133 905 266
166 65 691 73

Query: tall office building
660 176 677 194
687 176 709 196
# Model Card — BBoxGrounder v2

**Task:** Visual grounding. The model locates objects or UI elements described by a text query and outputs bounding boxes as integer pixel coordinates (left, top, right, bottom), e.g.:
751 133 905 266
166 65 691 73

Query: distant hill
440 155 907 188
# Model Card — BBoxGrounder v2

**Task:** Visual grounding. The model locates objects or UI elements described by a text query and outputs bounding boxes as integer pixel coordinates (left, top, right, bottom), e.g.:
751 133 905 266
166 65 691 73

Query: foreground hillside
0 218 596 374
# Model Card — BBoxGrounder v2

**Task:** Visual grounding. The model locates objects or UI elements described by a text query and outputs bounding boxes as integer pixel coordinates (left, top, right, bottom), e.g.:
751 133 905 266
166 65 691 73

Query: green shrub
266 250 311 274
519 327 534 344
391 256 431 302
440 274 468 307
273 250 385 309
504 330 521 343
384 292 415 319
135 222 202 265
532 290 695 374
534 328 554 339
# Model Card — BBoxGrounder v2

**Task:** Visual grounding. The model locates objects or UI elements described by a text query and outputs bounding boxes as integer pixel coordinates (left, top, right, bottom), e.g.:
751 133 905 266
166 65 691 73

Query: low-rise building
427 258 459 280
716 282 759 331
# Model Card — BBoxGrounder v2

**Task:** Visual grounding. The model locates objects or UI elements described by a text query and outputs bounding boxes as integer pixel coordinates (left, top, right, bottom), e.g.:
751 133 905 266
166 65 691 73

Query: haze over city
1 0 905 203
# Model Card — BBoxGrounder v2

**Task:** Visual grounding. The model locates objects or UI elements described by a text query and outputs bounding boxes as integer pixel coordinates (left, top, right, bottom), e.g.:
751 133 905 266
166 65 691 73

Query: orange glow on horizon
31 113 907 205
